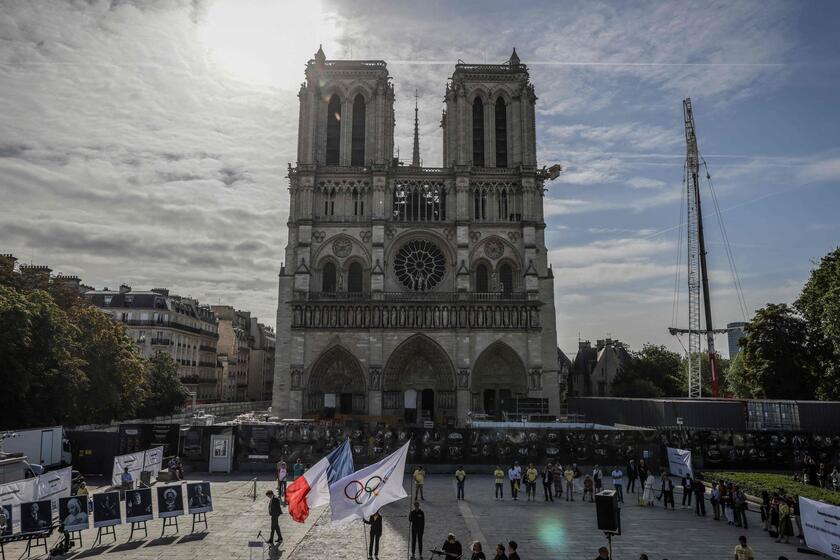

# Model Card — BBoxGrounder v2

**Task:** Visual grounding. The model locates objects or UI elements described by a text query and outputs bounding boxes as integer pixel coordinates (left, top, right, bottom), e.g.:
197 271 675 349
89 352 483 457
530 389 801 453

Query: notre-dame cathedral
273 47 561 425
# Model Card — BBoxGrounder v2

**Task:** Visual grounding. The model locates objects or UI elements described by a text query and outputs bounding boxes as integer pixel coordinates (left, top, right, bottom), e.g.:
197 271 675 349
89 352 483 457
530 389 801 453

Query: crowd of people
793 454 839 490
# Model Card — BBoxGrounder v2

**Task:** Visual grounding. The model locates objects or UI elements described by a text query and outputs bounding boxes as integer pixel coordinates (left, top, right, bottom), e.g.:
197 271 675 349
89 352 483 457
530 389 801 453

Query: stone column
485 97 495 168
340 97 352 166
368 366 383 416
456 368 471 426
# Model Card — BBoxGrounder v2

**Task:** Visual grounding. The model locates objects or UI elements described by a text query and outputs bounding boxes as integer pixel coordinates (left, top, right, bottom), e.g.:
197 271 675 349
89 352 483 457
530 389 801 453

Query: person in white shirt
611 467 624 503
643 472 656 506
508 462 522 501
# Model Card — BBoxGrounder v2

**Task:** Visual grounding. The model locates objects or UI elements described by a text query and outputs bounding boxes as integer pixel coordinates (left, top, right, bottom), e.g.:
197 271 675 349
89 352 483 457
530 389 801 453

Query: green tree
736 303 817 399
796 246 840 399
0 285 86 429
726 351 753 398
68 305 148 424
675 352 731 397
612 344 684 397
138 351 188 418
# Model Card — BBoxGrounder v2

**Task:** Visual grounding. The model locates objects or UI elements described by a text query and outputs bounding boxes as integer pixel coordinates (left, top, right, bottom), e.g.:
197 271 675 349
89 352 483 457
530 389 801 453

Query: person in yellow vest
455 466 467 500
564 465 575 501
525 464 539 501
494 465 505 500
413 466 426 501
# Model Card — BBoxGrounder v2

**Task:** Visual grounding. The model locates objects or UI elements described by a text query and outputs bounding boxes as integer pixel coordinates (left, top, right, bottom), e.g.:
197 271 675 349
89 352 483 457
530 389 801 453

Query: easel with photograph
91 525 117 548
160 516 178 537
191 512 208 533
128 520 148 541
22 534 48 558
68 530 84 547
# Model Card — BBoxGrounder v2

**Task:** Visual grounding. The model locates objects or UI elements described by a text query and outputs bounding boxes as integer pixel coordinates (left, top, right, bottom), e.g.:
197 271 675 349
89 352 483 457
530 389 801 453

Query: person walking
626 459 637 494
508 462 522 501
455 466 467 500
493 543 507 560
414 466 426 501
642 471 655 507
611 466 624 503
734 535 754 560
409 501 425 560
552 462 564 499
592 465 603 493
681 474 693 508
693 478 707 516
710 482 721 520
564 464 575 501
734 486 748 529
276 460 288 502
364 510 383 560
265 490 283 545
525 464 539 501
494 465 505 500
582 474 594 502
541 464 554 502
470 542 486 560
660 473 675 510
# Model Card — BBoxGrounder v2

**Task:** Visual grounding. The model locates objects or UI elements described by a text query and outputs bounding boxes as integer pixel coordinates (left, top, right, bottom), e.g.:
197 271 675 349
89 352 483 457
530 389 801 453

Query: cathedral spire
411 89 421 167
314 44 326 64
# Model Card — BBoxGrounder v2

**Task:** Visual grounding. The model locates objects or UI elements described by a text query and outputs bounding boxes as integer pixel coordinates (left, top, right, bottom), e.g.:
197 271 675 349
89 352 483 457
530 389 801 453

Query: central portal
383 334 455 423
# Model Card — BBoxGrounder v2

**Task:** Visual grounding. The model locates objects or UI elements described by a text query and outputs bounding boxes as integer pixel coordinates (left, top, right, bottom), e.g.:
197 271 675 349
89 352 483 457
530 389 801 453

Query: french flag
286 439 354 523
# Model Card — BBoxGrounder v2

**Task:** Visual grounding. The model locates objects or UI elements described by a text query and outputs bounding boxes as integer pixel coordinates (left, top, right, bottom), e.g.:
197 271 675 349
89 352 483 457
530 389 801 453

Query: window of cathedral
352 187 364 216
472 97 485 167
394 239 446 291
351 94 366 166
475 263 489 292
495 97 508 168
323 188 336 216
392 181 447 221
347 261 363 293
499 263 514 295
473 188 487 220
326 94 341 165
322 262 337 293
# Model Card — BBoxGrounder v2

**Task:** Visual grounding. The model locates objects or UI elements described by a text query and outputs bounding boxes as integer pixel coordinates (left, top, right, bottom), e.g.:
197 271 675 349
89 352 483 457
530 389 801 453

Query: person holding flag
285 439 355 523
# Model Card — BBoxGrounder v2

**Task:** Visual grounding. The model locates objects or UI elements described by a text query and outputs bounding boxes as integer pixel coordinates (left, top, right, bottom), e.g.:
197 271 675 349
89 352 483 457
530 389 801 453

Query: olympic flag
328 441 410 523
286 439 354 523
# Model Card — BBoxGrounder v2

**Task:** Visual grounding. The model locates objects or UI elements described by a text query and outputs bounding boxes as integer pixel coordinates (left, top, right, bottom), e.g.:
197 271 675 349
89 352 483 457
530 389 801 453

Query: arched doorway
383 334 456 423
306 346 366 417
472 342 527 418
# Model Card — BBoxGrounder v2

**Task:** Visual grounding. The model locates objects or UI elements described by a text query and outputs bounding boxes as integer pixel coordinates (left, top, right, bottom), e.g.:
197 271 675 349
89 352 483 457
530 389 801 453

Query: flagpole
362 519 369 559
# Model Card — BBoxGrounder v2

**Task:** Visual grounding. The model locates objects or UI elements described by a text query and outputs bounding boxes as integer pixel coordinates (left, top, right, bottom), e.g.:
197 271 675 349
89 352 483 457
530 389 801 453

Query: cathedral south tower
273 48 561 425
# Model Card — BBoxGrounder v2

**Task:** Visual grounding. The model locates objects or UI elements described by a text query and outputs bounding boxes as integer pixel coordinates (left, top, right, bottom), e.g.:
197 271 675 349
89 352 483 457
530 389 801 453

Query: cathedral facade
273 47 561 425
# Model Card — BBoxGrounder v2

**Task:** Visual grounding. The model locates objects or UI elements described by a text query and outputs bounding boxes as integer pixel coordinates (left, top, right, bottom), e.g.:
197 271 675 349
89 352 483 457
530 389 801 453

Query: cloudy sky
2 0 839 357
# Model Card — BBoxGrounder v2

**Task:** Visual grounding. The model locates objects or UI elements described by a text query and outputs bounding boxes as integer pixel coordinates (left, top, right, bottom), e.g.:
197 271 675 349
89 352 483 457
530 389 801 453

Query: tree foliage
138 351 189 419
612 344 684 397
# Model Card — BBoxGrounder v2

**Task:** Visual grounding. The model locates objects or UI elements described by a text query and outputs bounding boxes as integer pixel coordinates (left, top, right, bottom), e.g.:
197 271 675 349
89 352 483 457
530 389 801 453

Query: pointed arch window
476 263 489 293
352 187 364 216
473 188 487 220
347 262 363 293
472 97 485 167
351 94 366 166
495 97 508 168
326 94 341 165
323 188 336 216
322 262 337 293
499 263 514 295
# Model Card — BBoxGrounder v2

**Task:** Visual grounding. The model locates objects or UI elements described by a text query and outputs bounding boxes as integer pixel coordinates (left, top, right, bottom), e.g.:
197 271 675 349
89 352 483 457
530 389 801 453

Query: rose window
394 240 446 291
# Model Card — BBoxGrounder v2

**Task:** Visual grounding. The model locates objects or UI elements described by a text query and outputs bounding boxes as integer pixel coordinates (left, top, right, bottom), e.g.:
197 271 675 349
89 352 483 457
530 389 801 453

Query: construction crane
669 98 727 398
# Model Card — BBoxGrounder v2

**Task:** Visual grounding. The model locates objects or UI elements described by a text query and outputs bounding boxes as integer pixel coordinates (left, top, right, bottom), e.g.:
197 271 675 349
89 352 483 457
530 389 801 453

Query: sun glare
198 0 340 89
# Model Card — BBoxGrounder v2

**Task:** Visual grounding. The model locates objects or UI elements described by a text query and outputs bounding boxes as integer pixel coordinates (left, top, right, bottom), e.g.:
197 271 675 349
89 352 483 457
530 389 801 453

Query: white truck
0 426 71 470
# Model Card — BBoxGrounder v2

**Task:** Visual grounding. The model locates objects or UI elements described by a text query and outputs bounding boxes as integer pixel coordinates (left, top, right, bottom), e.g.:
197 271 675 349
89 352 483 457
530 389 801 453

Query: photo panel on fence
20 500 52 534
125 488 153 523
186 482 212 514
59 496 89 532
0 504 13 536
92 491 121 528
156 485 184 518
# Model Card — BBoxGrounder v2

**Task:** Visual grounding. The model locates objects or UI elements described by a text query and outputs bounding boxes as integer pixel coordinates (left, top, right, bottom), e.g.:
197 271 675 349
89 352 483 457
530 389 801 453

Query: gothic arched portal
306 345 366 416
383 334 456 422
471 341 527 417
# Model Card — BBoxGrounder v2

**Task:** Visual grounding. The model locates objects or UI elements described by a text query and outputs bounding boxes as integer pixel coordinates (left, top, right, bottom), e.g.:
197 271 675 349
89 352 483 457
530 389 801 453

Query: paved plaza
1 474 817 559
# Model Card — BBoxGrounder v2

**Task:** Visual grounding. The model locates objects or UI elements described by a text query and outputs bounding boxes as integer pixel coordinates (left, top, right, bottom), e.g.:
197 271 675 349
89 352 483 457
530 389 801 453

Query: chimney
0 254 17 275
119 284 131 293
19 264 52 290
53 274 82 292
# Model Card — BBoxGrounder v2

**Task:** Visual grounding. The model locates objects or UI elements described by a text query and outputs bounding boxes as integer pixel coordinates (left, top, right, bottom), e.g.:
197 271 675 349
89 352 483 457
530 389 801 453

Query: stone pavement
0 474 817 559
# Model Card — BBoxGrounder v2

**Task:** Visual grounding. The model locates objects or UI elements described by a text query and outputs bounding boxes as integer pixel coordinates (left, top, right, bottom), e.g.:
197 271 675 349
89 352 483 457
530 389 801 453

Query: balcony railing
199 345 217 353
120 319 218 338
198 361 217 368
150 338 172 346
303 291 533 302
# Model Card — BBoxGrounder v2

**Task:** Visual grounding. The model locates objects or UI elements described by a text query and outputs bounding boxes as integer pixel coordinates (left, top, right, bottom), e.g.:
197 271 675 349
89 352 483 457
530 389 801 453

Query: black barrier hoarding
186 483 212 514
20 500 51 534
125 488 153 523
59 496 89 532
93 492 121 528
157 485 184 518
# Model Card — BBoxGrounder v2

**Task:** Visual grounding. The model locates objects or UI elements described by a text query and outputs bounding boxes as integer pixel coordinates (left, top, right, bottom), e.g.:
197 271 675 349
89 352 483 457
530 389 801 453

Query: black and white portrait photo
125 488 153 523
156 485 184 518
92 491 121 528
20 500 51 534
0 504 13 536
59 496 89 532
186 482 213 514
